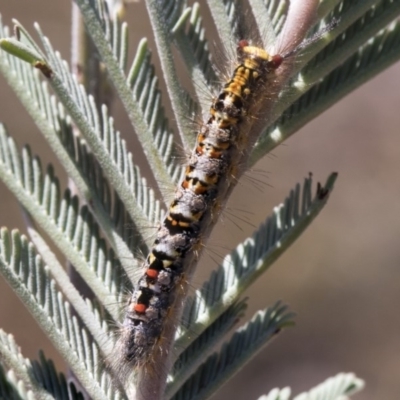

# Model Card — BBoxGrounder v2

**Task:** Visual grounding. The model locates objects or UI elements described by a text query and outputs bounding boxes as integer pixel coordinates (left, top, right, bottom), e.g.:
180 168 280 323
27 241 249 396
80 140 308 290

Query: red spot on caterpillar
237 39 249 50
134 303 147 313
146 269 159 279
269 54 283 69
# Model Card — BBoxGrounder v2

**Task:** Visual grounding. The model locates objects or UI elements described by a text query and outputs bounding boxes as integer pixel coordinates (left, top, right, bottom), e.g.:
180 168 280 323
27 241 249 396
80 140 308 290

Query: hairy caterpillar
115 40 286 380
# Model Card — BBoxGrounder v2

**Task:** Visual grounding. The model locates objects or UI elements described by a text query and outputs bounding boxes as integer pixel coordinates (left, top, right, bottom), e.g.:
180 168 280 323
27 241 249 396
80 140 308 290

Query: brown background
1 1 400 399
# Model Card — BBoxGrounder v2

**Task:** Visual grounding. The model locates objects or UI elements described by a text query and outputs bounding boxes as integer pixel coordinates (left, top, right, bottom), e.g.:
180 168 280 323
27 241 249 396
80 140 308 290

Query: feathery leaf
253 20 400 164
293 372 364 400
171 303 294 400
0 126 126 318
167 299 248 397
74 0 182 190
0 331 54 400
252 0 400 163
0 362 28 400
0 231 124 400
257 372 364 400
176 173 337 354
0 20 149 270
10 18 168 227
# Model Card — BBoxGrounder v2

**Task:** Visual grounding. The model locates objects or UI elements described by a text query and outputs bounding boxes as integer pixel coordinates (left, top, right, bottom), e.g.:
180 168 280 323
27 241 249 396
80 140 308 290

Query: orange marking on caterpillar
134 303 146 313
146 269 159 279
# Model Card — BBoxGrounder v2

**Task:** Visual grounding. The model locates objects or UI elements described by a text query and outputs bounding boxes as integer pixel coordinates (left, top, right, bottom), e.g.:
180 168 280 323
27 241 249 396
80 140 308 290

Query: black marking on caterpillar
114 40 286 380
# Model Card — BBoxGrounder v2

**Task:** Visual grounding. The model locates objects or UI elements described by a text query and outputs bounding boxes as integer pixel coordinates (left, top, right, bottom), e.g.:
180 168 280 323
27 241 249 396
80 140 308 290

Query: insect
115 39 286 380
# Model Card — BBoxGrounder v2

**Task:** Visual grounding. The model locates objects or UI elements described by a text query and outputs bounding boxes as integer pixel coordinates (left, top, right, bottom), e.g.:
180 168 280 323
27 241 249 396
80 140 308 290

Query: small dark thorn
34 61 53 78
14 26 21 41
317 183 330 200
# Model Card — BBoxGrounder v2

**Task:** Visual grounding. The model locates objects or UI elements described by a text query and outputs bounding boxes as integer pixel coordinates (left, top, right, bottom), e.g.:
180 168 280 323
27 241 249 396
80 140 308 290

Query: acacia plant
0 0 399 399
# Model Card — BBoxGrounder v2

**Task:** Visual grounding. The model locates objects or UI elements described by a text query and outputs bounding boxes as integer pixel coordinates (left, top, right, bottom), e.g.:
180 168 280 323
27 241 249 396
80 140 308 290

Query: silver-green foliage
257 372 364 400
0 0 399 399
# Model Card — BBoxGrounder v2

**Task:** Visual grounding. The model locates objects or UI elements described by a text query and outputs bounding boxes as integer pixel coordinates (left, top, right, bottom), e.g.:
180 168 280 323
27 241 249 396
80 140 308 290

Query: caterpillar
115 39 286 379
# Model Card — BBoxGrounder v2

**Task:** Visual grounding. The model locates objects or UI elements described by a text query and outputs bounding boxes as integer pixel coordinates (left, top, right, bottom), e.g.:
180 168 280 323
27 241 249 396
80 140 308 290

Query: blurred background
0 1 399 399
